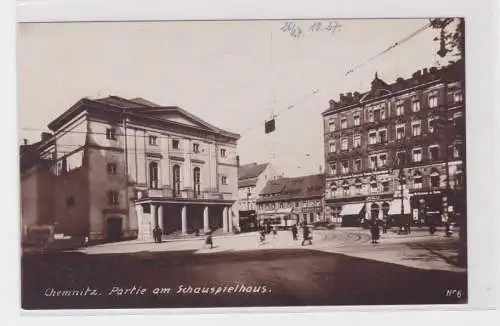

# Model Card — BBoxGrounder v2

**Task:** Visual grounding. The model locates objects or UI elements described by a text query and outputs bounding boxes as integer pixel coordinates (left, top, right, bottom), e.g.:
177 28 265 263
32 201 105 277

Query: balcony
138 188 224 200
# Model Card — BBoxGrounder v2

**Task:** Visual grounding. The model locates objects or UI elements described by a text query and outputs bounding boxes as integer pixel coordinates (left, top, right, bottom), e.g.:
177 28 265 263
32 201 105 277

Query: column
222 207 228 232
135 204 143 239
181 205 187 234
203 206 209 233
158 205 164 231
227 207 233 233
151 204 158 227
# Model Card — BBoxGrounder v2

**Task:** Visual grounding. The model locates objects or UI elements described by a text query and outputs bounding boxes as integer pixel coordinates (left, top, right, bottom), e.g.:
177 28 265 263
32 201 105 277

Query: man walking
301 225 312 246
291 224 298 241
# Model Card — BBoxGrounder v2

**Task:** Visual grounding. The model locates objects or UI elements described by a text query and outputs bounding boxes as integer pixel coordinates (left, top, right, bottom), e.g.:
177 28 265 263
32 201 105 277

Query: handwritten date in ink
280 22 304 39
310 21 343 34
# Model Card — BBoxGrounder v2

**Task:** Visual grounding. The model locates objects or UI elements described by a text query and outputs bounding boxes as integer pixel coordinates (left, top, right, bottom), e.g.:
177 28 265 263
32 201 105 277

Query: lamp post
433 113 453 235
398 169 409 233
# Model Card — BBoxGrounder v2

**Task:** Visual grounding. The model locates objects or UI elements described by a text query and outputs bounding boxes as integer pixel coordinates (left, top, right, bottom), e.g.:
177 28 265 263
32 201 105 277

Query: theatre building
322 60 465 228
256 174 325 228
20 96 240 242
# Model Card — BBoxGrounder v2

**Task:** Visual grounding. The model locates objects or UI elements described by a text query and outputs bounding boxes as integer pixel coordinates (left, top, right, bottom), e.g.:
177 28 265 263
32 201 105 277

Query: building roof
47 95 240 141
238 162 268 179
323 59 464 116
237 162 269 188
258 173 325 202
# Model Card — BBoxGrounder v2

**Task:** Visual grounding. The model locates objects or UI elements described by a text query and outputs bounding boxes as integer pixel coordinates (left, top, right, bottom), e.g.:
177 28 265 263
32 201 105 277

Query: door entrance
107 217 122 242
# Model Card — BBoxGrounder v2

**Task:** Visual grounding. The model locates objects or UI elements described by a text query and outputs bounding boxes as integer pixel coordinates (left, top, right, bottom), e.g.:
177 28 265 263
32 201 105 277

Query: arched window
455 169 464 187
370 176 378 193
430 169 440 188
149 162 159 189
342 180 350 196
193 167 201 197
355 178 363 194
413 171 423 189
172 164 181 196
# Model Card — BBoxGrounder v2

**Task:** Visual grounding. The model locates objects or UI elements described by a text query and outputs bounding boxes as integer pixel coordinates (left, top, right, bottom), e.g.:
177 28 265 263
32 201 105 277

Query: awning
340 203 365 216
388 199 411 215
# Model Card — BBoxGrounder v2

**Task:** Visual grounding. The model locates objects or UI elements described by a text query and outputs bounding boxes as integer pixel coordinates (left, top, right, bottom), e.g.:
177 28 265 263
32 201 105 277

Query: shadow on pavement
404 241 462 268
21 248 467 310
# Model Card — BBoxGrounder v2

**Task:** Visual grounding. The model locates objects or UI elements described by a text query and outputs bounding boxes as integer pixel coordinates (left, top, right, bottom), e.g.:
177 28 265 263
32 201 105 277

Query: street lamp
398 169 409 233
432 114 454 235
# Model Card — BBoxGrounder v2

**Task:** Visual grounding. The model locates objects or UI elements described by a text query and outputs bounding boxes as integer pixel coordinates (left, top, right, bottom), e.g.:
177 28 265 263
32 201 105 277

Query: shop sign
412 190 442 196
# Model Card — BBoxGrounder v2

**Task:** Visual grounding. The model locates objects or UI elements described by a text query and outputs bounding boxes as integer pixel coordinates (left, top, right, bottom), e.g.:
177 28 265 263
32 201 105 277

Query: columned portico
134 198 236 239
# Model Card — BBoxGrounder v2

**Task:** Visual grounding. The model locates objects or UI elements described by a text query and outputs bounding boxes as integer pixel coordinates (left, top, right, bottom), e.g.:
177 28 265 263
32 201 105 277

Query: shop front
257 208 295 229
410 190 445 227
238 210 258 232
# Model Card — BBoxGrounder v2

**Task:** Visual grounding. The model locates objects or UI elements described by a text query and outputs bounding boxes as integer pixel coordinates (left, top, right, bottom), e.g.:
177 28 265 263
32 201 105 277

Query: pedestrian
152 226 160 243
272 225 277 238
301 225 312 246
259 228 266 245
429 219 436 235
291 224 298 240
205 230 213 249
370 221 380 244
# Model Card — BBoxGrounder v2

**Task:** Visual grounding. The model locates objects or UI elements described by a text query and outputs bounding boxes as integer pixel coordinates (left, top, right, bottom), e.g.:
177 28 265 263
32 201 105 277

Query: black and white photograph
18 17 469 310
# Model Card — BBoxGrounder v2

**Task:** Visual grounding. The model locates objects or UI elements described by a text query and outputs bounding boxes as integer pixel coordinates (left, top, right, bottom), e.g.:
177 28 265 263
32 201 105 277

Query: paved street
21 228 467 309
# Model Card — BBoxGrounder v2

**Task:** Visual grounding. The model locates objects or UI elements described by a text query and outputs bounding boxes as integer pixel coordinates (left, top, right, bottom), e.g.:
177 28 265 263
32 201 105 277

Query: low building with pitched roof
256 173 325 228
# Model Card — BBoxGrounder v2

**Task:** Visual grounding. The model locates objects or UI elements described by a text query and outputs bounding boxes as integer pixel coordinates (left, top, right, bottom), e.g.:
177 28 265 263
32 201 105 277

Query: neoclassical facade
21 96 240 242
322 61 465 227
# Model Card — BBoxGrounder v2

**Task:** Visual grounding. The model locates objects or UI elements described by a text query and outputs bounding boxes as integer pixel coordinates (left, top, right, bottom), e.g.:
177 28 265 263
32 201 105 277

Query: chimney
23 139 28 145
353 92 360 102
412 70 422 78
329 99 336 110
236 155 240 166
41 132 52 142
346 92 353 100
339 93 346 104
423 68 428 75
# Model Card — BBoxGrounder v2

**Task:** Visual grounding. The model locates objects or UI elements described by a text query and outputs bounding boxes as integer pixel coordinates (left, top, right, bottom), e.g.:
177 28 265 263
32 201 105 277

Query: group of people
258 222 313 246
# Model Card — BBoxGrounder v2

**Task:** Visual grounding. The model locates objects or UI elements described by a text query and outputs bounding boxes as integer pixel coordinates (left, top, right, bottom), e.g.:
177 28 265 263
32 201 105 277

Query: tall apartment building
20 96 240 242
322 61 465 228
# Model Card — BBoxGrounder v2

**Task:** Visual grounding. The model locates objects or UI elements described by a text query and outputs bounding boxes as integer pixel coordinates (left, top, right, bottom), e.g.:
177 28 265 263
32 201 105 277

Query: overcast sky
17 19 448 177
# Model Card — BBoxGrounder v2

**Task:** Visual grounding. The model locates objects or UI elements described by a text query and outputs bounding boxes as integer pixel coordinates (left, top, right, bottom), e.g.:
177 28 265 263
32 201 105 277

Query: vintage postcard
18 18 468 310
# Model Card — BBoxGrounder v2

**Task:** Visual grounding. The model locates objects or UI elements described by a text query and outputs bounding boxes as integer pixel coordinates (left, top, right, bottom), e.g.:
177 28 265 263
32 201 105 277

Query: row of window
327 90 462 132
329 171 464 197
329 145 448 175
258 199 322 210
105 128 228 157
